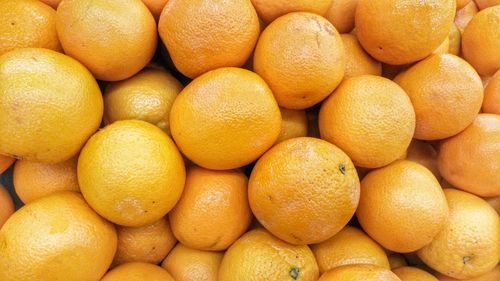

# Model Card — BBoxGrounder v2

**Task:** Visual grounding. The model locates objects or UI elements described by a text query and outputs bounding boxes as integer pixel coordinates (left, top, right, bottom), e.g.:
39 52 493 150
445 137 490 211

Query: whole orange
251 0 332 23
141 0 169 20
436 265 500 281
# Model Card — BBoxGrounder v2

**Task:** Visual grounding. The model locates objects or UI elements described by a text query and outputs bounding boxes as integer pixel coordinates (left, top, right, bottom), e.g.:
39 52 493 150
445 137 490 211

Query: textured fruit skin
254 12 345 110
437 114 500 197
170 67 281 170
0 48 103 163
394 54 483 140
78 120 186 227
101 262 174 281
319 75 415 169
161 243 223 281
141 0 168 20
355 0 456 65
276 108 308 144
249 137 360 245
251 0 332 23
455 1 479 34
158 0 259 78
357 160 449 253
218 228 320 281
406 140 440 180
112 217 177 267
0 185 14 228
0 192 117 281
326 0 359 33
448 24 461 55
56 0 157 81
418 189 500 279
14 157 79 204
0 155 15 174
462 6 500 76
436 265 500 281
341 34 382 79
393 266 438 281
0 0 61 56
312 226 390 273
318 264 401 281
104 68 183 135
169 166 252 251
482 70 500 114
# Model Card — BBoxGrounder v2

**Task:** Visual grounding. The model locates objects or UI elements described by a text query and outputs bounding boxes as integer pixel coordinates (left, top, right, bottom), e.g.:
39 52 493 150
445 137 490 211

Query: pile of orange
0 0 499 280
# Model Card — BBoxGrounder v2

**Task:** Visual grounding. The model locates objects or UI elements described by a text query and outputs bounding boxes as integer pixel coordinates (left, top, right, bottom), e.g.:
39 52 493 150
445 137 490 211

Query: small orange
318 264 401 281
388 254 408 270
141 0 169 20
393 266 438 281
436 265 500 281
249 137 360 245
170 67 281 170
357 160 449 253
250 0 332 23
101 262 174 281
253 12 345 109
406 140 440 180
276 108 308 144
341 34 382 79
311 226 390 273
169 166 252 251
325 0 359 33
0 155 15 174
0 185 14 228
455 1 479 33
319 75 415 169
438 114 500 197
475 0 500 9
482 70 500 114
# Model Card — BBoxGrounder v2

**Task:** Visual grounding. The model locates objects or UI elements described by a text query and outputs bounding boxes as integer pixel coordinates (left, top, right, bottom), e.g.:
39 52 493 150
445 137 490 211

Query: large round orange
158 0 259 79
319 75 415 169
56 0 157 81
249 137 360 245
394 54 483 140
436 265 500 281
393 266 438 281
253 12 345 109
0 155 15 174
0 48 103 163
318 264 401 281
101 262 174 281
78 120 186 227
482 70 500 114
406 140 440 180
325 0 359 33
357 160 448 253
418 189 500 279
355 0 456 65
437 114 500 197
341 34 382 79
251 0 332 23
0 185 14 228
0 0 61 56
169 166 252 251
0 192 117 281
170 67 281 170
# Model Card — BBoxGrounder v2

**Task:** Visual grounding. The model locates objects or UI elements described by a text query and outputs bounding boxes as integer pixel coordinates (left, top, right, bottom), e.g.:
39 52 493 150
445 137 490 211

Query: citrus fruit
319 75 415 169
249 137 360 245
253 12 345 109
0 155 15 174
475 0 500 9
448 24 461 55
0 185 14 228
318 264 401 281
437 114 500 197
357 160 448 253
436 265 500 281
142 0 168 20
218 228 320 281
101 262 174 281
482 70 500 114
56 0 157 81
13 156 79 204
432 38 450 55
341 34 382 79
158 0 259 78
169 67 281 170
417 189 500 279
393 266 438 281
103 68 183 135
161 243 223 281
457 0 473 10
311 226 390 273
276 108 308 144
325 0 359 33
406 140 440 179
250 0 332 23
39 0 61 9
388 254 408 269
455 1 479 33
169 166 252 251
0 48 103 163
78 120 186 227
0 192 117 281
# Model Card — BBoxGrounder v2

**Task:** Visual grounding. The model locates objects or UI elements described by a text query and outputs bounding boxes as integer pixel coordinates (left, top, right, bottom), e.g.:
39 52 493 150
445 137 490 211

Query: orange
158 0 259 78
142 0 169 20
341 34 382 79
218 228 320 281
462 6 500 76
170 67 281 170
13 157 79 204
56 0 157 81
0 0 61 56
388 254 408 269
418 189 500 279
355 0 455 65
319 75 415 169
436 265 500 281
482 70 500 114
248 137 360 245
169 166 252 251
78 120 186 227
112 217 177 267
475 0 500 9
161 243 223 281
406 140 440 180
394 54 483 140
253 12 345 109
0 185 14 228
325 0 359 33
457 0 473 10
357 160 448 253
0 48 103 163
455 1 479 33
437 114 500 197
104 68 183 135
311 226 390 273
250 0 332 23
276 108 308 143
318 264 401 281
101 262 174 281
39 0 62 9
393 267 438 281
0 192 117 281
486 196 500 215
432 38 450 54
0 155 15 174
448 24 461 55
